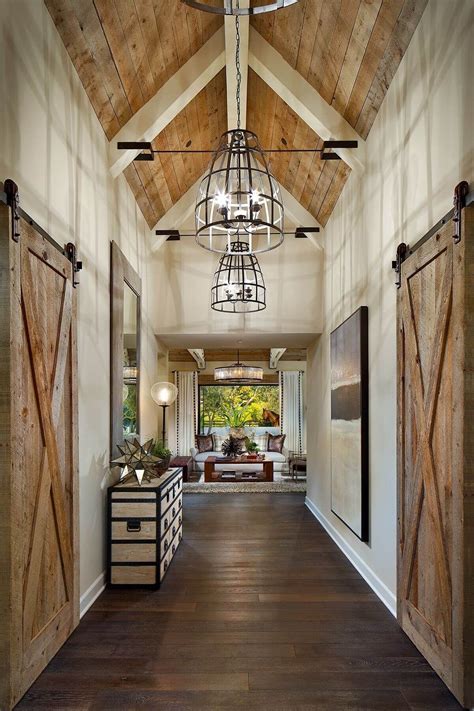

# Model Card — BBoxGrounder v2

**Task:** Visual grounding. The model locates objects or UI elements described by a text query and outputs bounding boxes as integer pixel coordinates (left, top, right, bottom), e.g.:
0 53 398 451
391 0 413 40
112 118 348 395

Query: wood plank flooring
17 494 462 710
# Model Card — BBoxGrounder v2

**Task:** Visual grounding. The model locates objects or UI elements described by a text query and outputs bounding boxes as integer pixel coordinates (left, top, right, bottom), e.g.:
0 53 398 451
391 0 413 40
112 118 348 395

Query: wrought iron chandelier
214 350 263 383
182 0 299 16
211 240 266 312
195 4 284 255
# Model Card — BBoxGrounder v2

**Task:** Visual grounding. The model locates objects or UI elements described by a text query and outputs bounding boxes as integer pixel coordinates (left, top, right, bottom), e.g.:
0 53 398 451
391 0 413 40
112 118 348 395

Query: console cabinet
107 468 183 587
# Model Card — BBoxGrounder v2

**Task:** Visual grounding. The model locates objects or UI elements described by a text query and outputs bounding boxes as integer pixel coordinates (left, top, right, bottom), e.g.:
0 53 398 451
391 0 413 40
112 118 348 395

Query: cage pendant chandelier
211 240 266 313
195 5 284 255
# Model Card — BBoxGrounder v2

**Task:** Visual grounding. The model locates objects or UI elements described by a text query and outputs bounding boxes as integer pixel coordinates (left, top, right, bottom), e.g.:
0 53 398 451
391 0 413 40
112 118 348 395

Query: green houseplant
152 440 172 472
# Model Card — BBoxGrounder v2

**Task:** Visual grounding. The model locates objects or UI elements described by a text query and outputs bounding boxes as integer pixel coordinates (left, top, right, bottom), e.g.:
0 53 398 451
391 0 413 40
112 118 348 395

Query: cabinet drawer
111 565 156 585
111 543 156 563
160 501 182 538
162 492 182 522
111 502 156 519
111 520 156 541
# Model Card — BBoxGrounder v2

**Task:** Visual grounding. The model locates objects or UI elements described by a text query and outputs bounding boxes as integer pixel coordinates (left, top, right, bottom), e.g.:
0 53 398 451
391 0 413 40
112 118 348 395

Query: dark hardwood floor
17 494 462 710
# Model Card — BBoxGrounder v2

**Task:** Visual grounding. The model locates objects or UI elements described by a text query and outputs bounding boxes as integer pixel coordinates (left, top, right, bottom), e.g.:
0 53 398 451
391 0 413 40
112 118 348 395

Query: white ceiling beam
224 1 249 129
151 171 323 252
151 174 205 252
270 348 286 369
109 28 225 178
278 183 323 251
248 27 365 173
188 349 206 369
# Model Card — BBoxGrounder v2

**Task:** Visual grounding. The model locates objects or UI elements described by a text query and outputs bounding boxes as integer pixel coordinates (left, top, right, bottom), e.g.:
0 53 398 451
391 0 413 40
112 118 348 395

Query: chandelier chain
235 1 241 129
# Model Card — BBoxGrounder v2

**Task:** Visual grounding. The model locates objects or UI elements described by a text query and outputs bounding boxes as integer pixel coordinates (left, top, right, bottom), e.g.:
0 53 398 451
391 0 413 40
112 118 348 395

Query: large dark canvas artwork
330 306 369 541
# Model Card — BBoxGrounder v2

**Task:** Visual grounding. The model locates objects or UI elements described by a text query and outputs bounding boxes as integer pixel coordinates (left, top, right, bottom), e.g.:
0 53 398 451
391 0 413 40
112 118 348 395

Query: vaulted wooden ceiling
45 0 427 230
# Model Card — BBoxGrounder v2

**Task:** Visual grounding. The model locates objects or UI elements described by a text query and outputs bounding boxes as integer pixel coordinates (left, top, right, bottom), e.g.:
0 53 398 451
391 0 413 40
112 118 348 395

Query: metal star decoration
111 438 162 486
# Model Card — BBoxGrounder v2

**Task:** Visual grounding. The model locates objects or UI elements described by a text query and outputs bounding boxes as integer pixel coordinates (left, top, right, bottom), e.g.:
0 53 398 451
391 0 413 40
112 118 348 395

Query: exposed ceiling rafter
109 27 225 178
269 348 286 369
248 27 366 173
188 349 206 369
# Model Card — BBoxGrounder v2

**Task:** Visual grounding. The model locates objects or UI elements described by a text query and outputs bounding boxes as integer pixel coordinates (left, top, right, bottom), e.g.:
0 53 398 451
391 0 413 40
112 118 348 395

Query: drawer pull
126 519 141 533
172 508 175 517
164 539 168 551
164 518 168 529
178 516 182 526
179 532 182 541
172 544 176 554
172 526 176 536
164 560 168 571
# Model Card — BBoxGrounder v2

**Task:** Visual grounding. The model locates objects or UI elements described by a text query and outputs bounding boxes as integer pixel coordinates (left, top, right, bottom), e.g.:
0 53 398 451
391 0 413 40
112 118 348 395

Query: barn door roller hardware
392 181 472 287
65 242 83 288
453 180 469 243
4 179 20 242
392 243 409 289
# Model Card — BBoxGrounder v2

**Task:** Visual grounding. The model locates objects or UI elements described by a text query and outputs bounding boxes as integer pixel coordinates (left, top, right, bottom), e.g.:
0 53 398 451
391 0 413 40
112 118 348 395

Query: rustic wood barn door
0 197 79 709
397 201 474 707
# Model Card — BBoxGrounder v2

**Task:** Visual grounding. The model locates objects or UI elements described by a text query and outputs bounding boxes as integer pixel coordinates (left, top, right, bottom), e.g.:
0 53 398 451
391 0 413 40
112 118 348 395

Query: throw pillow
213 433 227 451
253 434 269 452
267 433 286 453
195 434 214 453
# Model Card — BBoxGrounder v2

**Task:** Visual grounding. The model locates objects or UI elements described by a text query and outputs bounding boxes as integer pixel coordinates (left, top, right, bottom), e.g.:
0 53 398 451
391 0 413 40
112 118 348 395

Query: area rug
183 480 306 493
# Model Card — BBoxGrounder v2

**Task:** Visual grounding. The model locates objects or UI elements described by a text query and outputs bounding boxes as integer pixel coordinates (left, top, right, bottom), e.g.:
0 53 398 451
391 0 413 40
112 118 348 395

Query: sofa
190 427 289 474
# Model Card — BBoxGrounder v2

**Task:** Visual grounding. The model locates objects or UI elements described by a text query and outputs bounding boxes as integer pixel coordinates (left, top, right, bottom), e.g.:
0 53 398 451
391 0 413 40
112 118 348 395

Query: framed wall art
330 306 369 541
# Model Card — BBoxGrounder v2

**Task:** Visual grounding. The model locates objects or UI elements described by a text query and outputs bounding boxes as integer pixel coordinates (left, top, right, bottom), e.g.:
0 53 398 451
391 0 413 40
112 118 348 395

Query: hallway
18 494 461 710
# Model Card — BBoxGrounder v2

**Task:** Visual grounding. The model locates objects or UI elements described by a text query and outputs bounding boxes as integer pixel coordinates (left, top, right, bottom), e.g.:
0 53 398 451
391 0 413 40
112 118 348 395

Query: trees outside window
199 384 279 433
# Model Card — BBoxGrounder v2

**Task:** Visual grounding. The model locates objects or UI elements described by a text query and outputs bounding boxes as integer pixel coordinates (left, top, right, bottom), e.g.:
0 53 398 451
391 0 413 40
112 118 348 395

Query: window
199 384 280 433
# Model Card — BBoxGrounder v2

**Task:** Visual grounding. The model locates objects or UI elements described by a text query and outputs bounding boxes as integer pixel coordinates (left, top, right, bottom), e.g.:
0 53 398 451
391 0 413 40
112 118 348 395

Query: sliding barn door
0 201 79 709
397 204 474 707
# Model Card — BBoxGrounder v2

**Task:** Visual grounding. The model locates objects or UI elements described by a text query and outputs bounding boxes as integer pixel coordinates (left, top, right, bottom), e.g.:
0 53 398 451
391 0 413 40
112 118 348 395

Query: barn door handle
127 519 141 532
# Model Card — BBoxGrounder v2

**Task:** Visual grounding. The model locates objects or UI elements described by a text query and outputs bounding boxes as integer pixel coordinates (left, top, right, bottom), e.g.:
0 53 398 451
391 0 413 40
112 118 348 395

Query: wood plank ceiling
45 0 427 230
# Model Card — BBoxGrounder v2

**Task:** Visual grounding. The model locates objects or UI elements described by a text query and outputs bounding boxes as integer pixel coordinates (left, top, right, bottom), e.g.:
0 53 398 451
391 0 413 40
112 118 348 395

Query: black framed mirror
110 241 141 458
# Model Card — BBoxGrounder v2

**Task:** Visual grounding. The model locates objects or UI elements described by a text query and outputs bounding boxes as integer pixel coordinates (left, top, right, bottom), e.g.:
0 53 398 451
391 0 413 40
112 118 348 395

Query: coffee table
204 456 274 482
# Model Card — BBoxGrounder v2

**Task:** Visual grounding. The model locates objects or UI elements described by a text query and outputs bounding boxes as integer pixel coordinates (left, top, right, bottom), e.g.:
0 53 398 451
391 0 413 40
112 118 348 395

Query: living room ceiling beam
248 28 365 173
188 349 206 370
224 0 249 129
270 348 286 369
109 28 226 178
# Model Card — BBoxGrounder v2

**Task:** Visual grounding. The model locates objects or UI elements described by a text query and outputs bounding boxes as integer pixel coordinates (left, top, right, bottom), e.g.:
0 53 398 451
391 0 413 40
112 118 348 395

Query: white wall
306 0 474 613
155 219 323 338
0 1 163 610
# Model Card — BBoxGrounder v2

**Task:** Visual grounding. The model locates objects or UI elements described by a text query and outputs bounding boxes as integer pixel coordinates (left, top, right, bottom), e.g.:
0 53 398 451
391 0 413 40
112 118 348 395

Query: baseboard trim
80 571 106 618
305 496 396 617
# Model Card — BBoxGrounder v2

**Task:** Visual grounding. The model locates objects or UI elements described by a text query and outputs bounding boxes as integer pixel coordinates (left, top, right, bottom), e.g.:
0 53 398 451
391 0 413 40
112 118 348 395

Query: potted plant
245 439 259 459
152 440 172 472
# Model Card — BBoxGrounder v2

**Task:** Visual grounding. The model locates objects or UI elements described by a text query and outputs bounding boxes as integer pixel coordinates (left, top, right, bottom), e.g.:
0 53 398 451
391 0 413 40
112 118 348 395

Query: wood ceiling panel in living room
247 70 351 226
250 0 428 139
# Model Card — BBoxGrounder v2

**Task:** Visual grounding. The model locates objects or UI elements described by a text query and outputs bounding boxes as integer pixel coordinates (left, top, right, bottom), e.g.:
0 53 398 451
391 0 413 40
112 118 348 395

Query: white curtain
172 371 198 456
279 371 306 455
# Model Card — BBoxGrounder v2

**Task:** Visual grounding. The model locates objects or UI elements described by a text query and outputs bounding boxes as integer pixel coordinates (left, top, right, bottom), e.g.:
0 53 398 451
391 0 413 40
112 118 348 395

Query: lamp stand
161 404 169 446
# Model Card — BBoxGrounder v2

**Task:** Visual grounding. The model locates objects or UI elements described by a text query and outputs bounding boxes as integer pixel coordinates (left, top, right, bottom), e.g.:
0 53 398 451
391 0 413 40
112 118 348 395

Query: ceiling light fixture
182 0 299 16
214 350 264 383
195 2 283 255
211 241 266 313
